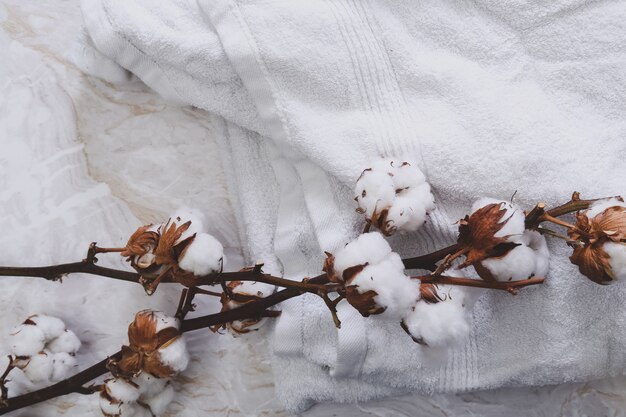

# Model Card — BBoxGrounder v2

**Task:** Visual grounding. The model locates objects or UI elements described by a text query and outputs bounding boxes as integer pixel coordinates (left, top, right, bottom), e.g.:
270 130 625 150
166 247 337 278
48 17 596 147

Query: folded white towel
81 0 626 412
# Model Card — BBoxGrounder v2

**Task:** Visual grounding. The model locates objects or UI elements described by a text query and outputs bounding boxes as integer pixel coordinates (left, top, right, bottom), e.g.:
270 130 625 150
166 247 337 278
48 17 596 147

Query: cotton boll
51 352 77 381
585 198 626 218
157 337 189 374
178 232 224 276
523 230 550 277
21 351 54 383
143 383 175 416
28 315 66 340
132 372 168 397
105 378 141 403
10 324 46 357
605 242 626 279
47 330 81 354
333 232 392 277
403 301 469 348
349 253 419 320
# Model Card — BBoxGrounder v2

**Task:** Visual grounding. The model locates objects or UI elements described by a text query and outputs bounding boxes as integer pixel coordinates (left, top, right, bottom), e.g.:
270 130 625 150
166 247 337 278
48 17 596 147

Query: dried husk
569 205 626 284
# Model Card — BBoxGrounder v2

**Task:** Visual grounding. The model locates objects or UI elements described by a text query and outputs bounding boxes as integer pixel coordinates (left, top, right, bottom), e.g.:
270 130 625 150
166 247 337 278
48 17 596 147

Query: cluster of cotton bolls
216 280 276 335
354 158 435 235
100 311 188 417
469 198 550 281
330 232 474 347
8 314 81 387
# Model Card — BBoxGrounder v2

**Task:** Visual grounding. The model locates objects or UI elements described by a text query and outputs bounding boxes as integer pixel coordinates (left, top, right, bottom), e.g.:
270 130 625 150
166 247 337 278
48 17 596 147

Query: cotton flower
115 310 189 379
569 198 626 284
121 208 225 293
8 315 81 386
329 232 419 319
459 198 549 281
354 158 435 235
214 280 276 335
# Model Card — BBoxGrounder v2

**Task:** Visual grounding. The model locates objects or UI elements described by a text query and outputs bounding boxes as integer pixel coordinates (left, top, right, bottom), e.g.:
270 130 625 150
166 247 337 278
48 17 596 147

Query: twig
0 356 15 407
415 275 545 293
402 243 461 271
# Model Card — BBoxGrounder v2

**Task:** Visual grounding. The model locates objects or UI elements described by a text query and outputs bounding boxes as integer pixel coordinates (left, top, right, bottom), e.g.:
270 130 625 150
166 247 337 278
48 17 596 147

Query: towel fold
81 0 626 412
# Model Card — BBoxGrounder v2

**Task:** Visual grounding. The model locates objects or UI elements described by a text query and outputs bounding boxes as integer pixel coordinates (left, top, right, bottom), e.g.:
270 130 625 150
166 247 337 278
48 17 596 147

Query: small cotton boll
586 198 626 219
481 230 549 281
178 233 224 276
47 330 81 354
333 232 392 277
403 301 469 348
605 242 626 279
470 198 525 239
143 383 175 416
350 253 419 319
22 351 54 383
132 372 168 397
10 324 46 357
354 168 395 218
51 352 77 381
105 378 141 403
157 337 189 374
29 315 66 340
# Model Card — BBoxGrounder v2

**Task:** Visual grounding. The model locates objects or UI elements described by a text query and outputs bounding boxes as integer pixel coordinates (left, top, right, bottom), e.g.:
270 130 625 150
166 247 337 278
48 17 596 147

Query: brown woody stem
403 243 461 271
415 275 545 292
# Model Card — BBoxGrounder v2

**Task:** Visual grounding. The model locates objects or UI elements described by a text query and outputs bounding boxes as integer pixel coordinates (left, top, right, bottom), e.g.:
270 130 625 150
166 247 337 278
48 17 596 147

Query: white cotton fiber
10 324 46 357
47 330 81 354
403 300 469 348
355 158 435 234
605 242 626 280
151 311 180 333
51 352 77 381
21 351 54 383
99 396 139 417
481 230 550 281
168 206 207 236
143 383 175 415
470 198 525 240
585 198 626 218
349 253 419 320
178 232 224 276
132 372 168 397
233 281 275 297
28 315 66 340
105 378 141 403
157 337 189 373
333 232 392 277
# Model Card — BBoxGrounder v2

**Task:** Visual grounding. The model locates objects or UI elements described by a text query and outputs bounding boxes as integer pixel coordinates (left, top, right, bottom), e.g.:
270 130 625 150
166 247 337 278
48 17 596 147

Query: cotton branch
0 275 329 415
415 275 545 294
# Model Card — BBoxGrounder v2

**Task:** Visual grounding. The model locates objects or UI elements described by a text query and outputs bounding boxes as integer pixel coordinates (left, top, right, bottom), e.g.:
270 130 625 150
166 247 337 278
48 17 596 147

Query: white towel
81 0 626 412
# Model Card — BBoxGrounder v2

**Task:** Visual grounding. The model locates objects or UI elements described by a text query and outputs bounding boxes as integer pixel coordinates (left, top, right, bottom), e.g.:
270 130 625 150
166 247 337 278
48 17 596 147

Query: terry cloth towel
81 0 626 412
